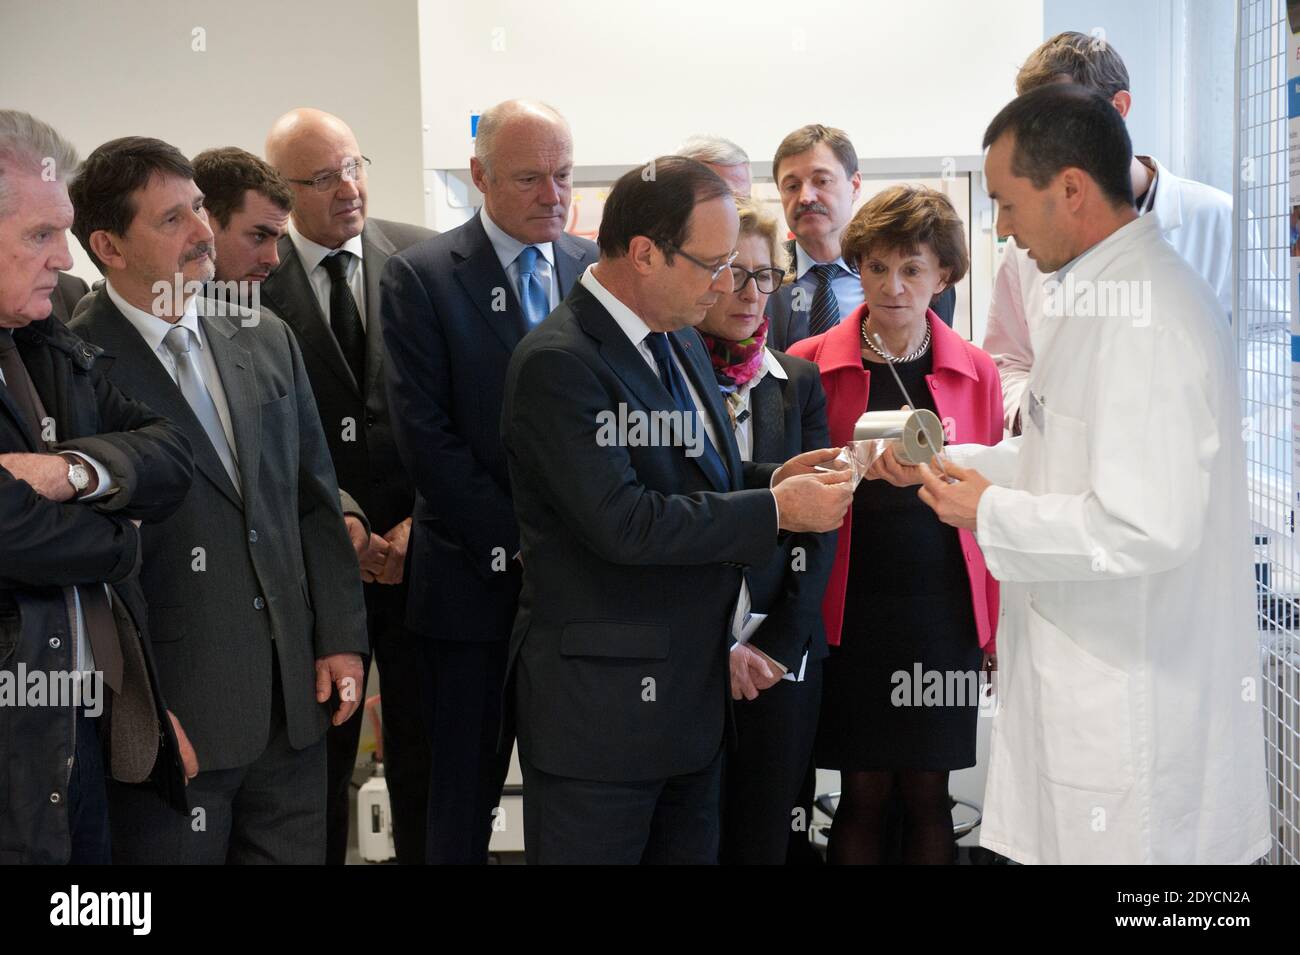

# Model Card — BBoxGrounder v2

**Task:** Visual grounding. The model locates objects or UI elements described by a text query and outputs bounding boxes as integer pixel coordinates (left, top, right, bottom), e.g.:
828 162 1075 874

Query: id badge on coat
1027 389 1047 433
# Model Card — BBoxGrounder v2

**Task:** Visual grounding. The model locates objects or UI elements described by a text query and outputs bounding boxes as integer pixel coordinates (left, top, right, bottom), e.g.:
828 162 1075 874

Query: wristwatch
63 455 91 495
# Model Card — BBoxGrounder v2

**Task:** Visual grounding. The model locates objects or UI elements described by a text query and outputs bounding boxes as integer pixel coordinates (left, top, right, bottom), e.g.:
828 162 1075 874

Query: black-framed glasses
660 241 739 281
729 265 786 294
285 156 371 193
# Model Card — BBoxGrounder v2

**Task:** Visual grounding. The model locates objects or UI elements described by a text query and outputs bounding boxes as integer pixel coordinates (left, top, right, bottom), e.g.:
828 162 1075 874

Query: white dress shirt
288 225 367 328
480 208 559 310
106 281 240 465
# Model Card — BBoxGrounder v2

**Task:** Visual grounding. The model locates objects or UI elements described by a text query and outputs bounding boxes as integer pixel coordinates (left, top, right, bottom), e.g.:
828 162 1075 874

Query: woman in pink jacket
788 185 1002 864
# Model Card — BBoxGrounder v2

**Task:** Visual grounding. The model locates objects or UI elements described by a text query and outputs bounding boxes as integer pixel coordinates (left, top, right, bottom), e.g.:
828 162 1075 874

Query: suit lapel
672 328 738 491
554 232 594 298
360 221 395 401
201 313 260 504
83 293 242 507
452 215 528 354
749 372 786 464
263 239 358 396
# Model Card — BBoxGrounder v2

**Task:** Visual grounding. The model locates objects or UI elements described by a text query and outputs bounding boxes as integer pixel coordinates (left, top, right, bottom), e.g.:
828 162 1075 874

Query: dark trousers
418 638 513 864
325 604 429 864
721 658 823 864
107 659 327 864
521 745 724 864
68 710 111 865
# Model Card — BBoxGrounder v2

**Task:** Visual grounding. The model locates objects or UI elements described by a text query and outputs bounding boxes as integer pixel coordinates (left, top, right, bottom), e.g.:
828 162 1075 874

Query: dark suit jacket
0 314 193 862
766 240 957 349
380 213 598 642
501 281 782 782
72 289 368 771
261 219 433 587
49 272 90 326
739 350 837 672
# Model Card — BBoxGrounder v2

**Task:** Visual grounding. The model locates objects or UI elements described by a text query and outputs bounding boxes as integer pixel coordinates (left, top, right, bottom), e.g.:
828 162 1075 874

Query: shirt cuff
768 472 781 533
63 452 115 501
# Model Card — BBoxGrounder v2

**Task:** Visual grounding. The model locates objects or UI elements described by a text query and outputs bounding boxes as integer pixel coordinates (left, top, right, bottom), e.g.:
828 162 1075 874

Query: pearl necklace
861 317 931 363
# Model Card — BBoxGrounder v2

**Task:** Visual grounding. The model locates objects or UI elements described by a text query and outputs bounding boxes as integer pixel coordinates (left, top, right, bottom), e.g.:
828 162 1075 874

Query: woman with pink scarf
697 199 837 864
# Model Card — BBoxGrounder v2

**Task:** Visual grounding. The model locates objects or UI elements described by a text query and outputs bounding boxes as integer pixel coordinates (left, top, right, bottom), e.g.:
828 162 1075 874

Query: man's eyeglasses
286 156 371 193
729 265 786 294
660 241 739 282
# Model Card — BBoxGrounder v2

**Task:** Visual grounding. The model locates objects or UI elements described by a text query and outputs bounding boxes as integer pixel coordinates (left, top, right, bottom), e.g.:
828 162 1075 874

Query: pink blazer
787 305 1003 650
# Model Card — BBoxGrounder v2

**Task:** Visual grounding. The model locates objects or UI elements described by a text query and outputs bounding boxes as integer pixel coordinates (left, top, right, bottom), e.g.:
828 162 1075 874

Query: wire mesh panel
1237 0 1299 865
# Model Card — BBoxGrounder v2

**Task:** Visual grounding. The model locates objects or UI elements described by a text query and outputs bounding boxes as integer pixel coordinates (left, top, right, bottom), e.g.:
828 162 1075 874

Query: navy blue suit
380 213 598 862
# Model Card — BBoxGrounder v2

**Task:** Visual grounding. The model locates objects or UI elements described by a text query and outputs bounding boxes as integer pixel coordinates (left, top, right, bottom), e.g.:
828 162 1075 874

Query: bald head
265 107 367 248
470 99 574 246
473 100 570 173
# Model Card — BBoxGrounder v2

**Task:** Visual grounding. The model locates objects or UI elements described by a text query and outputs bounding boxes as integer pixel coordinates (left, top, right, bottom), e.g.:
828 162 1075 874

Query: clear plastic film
819 409 946 488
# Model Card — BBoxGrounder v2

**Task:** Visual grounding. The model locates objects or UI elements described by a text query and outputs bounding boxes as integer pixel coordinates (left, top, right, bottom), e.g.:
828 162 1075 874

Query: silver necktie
163 324 241 494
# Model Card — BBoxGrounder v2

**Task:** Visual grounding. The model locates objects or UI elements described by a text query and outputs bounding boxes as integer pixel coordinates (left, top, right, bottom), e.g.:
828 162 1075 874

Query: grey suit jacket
71 288 368 771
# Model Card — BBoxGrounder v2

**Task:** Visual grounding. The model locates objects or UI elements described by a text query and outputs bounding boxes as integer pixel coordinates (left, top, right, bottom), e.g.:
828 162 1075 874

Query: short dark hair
841 185 969 285
982 83 1134 208
597 156 732 260
1017 31 1130 99
70 136 194 271
772 124 858 183
192 147 293 228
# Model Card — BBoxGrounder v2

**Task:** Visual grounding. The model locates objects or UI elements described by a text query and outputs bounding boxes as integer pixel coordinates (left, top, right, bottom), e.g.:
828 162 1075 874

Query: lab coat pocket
1027 602 1134 794
1040 407 1091 496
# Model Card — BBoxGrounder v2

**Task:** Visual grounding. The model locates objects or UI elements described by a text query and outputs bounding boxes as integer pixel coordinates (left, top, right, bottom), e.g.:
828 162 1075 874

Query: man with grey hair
677 135 752 197
380 97 598 863
0 110 196 863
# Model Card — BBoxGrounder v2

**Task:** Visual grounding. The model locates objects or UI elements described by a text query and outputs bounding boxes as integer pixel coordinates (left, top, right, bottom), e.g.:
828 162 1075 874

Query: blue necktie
644 332 730 492
515 245 549 326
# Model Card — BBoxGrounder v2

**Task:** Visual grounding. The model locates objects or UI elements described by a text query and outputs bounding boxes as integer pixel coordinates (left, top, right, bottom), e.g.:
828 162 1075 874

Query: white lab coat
948 214 1272 864
984 156 1233 431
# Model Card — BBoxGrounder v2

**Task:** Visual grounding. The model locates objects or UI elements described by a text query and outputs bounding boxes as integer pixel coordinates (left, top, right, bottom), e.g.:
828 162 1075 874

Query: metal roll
852 408 945 466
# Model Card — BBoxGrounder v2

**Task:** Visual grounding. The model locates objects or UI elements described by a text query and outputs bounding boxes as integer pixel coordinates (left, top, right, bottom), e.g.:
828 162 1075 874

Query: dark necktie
0 330 123 692
807 263 842 336
323 251 366 387
644 332 730 492
0 330 46 445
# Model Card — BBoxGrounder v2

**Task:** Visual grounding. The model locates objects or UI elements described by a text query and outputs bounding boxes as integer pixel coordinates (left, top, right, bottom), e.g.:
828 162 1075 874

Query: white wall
0 0 426 285
418 0 1042 172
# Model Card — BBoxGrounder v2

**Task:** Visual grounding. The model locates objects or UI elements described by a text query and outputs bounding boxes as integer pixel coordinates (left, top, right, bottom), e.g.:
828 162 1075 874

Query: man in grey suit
68 136 368 864
261 109 433 865
380 99 598 863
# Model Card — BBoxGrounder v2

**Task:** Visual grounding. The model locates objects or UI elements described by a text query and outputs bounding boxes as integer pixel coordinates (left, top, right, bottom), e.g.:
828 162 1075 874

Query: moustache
180 244 214 265
795 203 831 219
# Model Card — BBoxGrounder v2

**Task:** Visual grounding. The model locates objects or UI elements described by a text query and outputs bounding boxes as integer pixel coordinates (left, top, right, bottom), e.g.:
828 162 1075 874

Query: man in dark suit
765 125 956 349
379 99 598 864
501 156 853 864
223 120 432 864
49 271 89 325
68 136 368 864
0 110 195 864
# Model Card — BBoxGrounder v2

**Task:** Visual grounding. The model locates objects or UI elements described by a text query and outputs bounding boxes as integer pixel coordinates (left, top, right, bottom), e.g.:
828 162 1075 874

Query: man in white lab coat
984 31 1234 433
897 83 1272 864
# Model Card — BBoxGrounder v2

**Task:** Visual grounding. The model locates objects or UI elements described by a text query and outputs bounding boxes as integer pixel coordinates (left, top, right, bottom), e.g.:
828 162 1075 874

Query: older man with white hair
0 110 195 863
678 134 753 197
380 98 598 863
